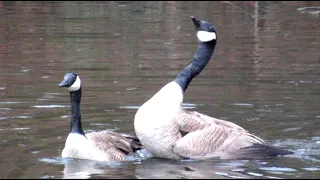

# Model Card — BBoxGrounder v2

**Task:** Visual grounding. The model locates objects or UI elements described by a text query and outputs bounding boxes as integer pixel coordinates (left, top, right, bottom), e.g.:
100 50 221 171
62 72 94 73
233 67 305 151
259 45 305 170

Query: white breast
134 81 184 159
135 81 183 128
61 133 96 160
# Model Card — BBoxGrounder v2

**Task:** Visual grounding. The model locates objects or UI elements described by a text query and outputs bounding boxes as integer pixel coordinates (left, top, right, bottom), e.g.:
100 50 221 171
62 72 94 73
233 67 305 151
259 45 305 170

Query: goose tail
121 134 144 150
235 144 293 160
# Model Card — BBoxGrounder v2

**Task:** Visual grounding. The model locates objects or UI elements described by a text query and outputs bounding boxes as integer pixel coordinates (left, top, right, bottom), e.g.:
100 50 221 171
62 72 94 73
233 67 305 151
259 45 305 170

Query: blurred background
0 1 319 178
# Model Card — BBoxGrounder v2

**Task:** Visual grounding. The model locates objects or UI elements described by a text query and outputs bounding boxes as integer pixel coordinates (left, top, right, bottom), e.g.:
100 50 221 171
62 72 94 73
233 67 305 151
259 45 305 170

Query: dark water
0 1 319 179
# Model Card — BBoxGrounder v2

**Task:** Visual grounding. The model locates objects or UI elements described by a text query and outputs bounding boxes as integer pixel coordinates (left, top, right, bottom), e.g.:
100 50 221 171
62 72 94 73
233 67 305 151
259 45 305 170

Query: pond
0 1 319 179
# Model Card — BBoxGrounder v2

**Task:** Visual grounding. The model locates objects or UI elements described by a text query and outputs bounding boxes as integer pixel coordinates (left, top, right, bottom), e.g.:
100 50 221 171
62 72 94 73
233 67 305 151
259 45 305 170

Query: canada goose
58 72 144 162
134 16 293 160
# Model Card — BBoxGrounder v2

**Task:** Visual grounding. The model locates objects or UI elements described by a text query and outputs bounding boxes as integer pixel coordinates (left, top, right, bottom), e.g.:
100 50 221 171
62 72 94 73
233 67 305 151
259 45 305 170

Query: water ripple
231 103 254 107
0 101 28 104
182 103 198 109
33 105 69 108
247 172 263 177
214 171 248 179
0 127 30 131
283 127 302 132
119 103 198 110
0 108 12 110
90 123 111 126
119 105 140 109
11 127 30 130
302 167 320 171
38 157 70 165
13 116 32 119
259 167 297 172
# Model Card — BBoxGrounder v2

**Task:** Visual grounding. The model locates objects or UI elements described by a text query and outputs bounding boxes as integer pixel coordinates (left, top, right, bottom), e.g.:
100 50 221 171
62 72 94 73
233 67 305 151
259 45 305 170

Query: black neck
174 40 216 92
69 88 85 136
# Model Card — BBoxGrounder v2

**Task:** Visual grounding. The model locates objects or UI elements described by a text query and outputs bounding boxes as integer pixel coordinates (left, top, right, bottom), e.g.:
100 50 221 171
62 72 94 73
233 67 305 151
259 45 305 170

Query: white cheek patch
197 31 216 42
68 76 81 91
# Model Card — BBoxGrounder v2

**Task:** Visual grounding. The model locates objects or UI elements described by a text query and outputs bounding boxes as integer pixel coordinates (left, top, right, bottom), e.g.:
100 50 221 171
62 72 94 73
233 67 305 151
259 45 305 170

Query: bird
58 72 146 162
134 16 293 161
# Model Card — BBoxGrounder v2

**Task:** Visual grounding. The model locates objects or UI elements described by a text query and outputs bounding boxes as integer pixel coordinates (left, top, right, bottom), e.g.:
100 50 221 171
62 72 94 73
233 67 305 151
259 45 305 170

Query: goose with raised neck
134 16 293 160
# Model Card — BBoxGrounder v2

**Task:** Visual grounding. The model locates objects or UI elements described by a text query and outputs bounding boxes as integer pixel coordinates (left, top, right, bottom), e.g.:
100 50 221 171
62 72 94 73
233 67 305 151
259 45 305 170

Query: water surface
0 1 319 179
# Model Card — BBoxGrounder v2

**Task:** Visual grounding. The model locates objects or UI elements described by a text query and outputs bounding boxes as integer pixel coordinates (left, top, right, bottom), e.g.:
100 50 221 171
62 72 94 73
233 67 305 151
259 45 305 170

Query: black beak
191 16 200 30
58 80 69 87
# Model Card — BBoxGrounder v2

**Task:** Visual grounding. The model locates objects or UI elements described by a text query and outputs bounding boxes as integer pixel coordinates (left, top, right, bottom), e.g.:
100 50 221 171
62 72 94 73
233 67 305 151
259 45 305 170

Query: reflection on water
39 157 129 179
0 1 319 179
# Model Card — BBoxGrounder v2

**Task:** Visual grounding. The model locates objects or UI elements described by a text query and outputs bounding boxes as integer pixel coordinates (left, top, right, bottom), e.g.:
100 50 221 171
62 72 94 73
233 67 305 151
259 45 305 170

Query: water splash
38 157 70 165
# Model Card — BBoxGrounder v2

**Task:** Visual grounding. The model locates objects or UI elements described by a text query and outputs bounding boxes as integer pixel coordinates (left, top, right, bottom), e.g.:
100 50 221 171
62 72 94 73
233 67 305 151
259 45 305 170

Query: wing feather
86 131 143 161
173 110 266 159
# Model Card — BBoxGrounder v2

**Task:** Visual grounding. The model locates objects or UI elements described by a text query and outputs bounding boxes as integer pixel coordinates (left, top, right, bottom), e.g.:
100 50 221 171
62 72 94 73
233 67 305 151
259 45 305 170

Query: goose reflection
134 158 252 179
63 158 128 179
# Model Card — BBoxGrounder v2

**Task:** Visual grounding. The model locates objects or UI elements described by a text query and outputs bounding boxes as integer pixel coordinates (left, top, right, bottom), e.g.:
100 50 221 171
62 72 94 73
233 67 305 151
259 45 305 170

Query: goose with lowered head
134 16 293 160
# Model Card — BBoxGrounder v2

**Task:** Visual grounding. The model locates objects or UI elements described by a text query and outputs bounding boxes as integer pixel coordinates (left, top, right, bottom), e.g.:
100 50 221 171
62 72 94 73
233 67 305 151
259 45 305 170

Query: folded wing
173 110 292 160
87 131 143 161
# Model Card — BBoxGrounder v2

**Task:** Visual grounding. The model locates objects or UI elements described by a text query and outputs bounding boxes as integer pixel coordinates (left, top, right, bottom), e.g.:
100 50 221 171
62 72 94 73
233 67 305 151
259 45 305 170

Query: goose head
58 72 81 91
191 16 217 43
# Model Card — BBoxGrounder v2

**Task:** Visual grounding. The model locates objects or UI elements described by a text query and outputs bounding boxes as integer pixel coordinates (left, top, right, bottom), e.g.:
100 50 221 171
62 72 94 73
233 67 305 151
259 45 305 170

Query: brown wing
86 131 143 161
173 110 266 160
176 110 247 132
